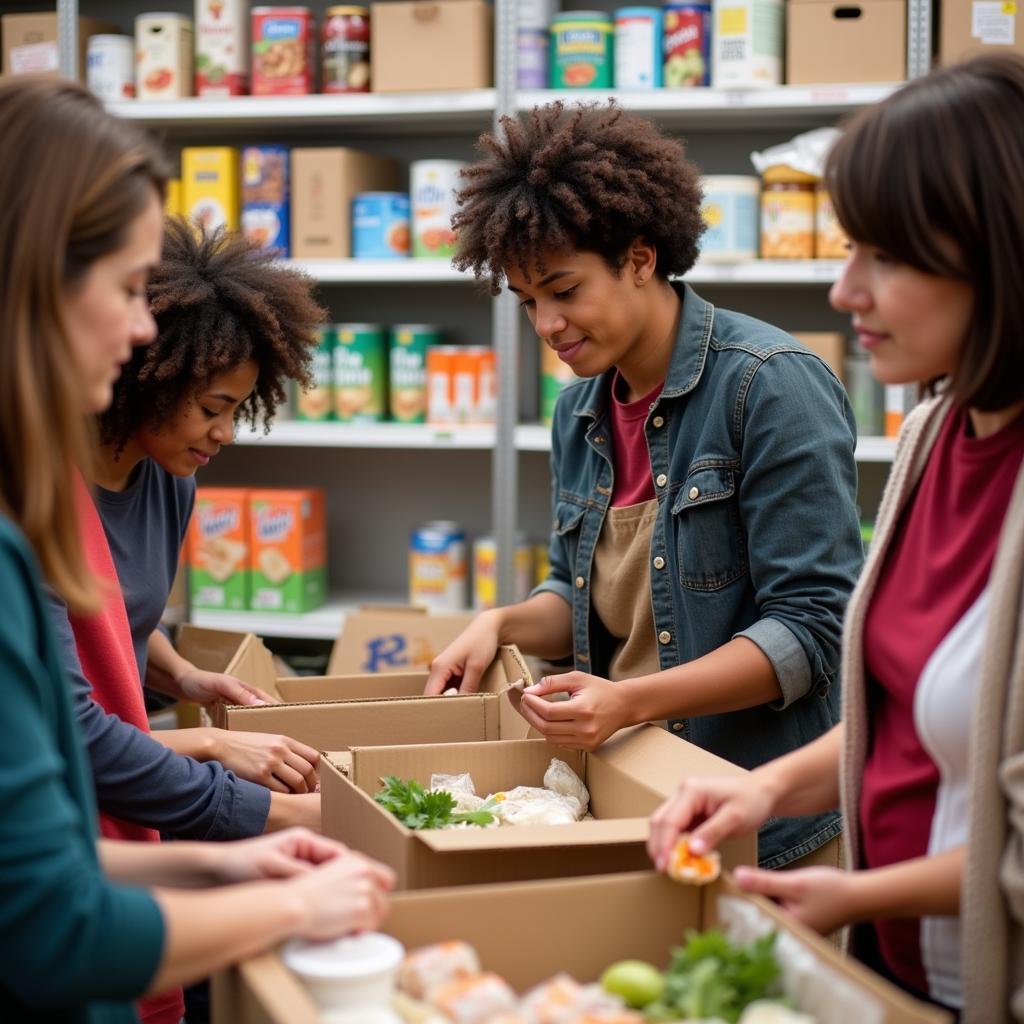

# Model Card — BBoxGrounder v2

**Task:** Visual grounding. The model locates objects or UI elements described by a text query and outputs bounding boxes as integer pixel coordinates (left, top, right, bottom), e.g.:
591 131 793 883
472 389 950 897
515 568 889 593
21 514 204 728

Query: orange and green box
189 487 251 611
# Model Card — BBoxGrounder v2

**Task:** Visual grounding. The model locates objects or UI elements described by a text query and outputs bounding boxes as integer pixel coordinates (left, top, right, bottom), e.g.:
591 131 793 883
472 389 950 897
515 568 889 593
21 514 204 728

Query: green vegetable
600 960 666 1008
645 929 783 1024
374 776 497 830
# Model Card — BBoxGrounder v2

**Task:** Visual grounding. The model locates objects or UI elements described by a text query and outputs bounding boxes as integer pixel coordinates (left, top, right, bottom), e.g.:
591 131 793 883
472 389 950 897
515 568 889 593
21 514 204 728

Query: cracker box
242 145 290 256
182 146 240 233
248 488 327 614
189 488 251 611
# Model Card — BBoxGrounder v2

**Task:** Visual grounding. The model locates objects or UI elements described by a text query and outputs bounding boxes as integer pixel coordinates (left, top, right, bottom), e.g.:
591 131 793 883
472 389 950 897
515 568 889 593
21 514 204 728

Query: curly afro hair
453 102 705 292
100 219 326 450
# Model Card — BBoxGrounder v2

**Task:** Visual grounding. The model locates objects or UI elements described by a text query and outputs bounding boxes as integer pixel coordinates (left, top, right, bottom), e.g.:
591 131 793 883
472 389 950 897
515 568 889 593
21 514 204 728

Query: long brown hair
826 53 1024 411
0 76 168 610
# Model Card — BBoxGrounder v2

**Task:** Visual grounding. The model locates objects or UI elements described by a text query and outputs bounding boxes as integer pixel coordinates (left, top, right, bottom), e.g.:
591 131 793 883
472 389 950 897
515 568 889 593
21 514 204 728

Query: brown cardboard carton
214 871 949 1024
1 13 118 79
786 0 906 84
371 0 492 92
290 148 399 259
792 332 847 384
327 605 475 675
319 726 756 890
939 0 1024 63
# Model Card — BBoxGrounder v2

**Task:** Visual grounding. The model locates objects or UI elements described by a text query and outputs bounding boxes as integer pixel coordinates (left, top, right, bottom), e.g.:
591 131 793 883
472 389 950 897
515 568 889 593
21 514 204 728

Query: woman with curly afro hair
46 218 330 859
427 102 865 872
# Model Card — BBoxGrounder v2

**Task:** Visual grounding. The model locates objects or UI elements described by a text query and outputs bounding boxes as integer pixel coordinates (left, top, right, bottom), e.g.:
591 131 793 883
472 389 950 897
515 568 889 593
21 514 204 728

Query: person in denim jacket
426 102 863 868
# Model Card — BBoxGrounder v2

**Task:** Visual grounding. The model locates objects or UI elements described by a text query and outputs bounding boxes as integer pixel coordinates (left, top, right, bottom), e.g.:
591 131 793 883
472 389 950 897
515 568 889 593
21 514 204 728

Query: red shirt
861 405 1024 995
609 372 664 506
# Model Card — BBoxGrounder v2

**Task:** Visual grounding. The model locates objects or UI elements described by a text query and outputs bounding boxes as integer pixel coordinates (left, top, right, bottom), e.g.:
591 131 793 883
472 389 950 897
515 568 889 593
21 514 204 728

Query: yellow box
165 179 183 220
182 147 240 233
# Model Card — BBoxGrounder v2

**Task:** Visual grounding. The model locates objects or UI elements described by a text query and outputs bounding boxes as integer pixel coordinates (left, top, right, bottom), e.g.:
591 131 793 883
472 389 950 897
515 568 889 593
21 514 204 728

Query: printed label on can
517 27 549 88
352 193 411 259
615 9 662 90
411 161 463 259
252 7 313 95
550 15 614 88
197 0 249 96
390 326 439 423
298 327 335 421
334 324 387 422
136 14 194 99
87 35 136 101
410 522 467 612
663 5 711 86
322 7 370 92
540 339 578 426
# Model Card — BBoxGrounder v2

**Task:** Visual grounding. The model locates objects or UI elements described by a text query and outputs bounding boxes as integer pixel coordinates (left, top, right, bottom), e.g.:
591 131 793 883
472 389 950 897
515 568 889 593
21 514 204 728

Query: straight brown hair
826 53 1024 412
0 76 168 610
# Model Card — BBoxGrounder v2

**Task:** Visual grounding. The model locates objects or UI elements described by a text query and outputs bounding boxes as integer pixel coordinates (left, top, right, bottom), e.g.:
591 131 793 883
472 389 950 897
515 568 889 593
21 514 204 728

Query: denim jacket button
688 486 700 500
656 473 668 487
658 630 671 644
653 556 665 570
652 415 665 428
671 721 684 732
575 576 585 588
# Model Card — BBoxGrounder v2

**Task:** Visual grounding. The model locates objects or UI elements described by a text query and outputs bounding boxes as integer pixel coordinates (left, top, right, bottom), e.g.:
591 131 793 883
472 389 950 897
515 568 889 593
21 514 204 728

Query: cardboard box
249 488 326 614
320 726 756 890
939 0 1024 63
1 13 117 79
327 605 475 675
188 488 251 612
214 871 949 1024
290 148 399 259
182 147 241 233
792 332 847 384
787 0 906 84
371 0 492 92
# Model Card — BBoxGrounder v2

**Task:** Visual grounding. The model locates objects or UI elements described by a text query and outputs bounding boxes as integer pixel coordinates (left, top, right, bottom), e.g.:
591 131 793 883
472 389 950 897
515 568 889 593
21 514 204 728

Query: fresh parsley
374 776 497 830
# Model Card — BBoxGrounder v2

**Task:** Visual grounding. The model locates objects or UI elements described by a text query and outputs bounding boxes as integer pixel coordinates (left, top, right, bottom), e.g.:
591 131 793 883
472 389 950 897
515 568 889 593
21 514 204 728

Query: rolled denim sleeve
530 396 575 609
735 351 863 707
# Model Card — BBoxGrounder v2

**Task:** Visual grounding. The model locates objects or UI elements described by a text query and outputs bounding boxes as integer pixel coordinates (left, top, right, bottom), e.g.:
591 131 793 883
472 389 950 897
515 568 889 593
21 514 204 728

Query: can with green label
550 10 614 88
390 324 439 423
540 337 578 426
334 323 387 422
297 326 336 421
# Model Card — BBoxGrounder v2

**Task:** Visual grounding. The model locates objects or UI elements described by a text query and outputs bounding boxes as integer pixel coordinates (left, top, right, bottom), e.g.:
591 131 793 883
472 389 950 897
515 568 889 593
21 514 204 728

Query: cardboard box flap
276 672 428 703
176 623 251 673
413 817 651 852
225 634 282 702
234 954 320 1024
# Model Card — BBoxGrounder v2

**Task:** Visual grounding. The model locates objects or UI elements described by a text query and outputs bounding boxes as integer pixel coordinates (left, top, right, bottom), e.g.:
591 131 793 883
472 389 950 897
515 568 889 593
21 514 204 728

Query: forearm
100 839 224 889
264 792 322 833
756 723 843 818
148 882 303 994
493 592 573 662
145 628 193 700
625 637 783 722
847 847 964 921
151 727 219 762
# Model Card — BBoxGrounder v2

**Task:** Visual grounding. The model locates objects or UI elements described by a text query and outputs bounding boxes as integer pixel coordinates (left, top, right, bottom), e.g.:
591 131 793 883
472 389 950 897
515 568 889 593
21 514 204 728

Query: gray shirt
46 459 270 839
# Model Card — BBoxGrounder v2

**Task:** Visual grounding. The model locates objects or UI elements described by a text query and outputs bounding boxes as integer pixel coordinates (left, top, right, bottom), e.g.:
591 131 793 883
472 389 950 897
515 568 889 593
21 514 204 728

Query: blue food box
242 145 290 257
352 192 411 259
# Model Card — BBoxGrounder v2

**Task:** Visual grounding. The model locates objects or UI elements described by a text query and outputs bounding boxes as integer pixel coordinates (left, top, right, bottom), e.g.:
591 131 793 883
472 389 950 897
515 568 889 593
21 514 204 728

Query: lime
599 960 666 1009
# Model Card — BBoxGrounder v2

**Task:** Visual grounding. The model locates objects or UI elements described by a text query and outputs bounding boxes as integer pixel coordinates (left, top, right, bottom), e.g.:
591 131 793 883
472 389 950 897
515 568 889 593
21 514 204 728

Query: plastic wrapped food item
429 972 519 1024
430 773 487 814
398 942 481 1001
543 759 590 816
666 835 721 885
522 974 627 1024
738 1002 816 1024
493 787 582 827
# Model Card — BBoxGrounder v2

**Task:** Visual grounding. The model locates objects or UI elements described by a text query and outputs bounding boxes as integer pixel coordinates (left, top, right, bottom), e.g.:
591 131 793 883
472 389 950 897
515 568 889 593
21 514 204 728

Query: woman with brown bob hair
649 53 1024 1020
0 76 392 1024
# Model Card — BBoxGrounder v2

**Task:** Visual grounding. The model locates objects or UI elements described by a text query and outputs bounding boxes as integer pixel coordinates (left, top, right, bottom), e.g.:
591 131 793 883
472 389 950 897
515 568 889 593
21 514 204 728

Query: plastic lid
761 164 819 185
283 933 405 981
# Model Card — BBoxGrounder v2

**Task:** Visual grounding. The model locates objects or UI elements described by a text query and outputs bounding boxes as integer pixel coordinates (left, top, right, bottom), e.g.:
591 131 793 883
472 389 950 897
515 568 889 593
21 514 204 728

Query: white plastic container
86 35 135 101
699 176 760 261
282 932 405 1023
711 0 783 88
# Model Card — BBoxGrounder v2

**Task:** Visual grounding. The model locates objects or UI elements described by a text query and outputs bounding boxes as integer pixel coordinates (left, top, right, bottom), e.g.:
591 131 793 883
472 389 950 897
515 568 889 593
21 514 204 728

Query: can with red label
322 5 370 93
662 4 711 87
196 0 249 97
252 6 314 95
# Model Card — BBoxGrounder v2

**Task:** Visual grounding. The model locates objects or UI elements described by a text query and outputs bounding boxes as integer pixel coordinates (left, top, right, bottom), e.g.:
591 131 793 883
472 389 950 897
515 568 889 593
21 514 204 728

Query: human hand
647 775 776 871
515 672 631 752
215 827 350 884
214 729 320 793
732 865 858 936
424 611 501 695
176 666 278 707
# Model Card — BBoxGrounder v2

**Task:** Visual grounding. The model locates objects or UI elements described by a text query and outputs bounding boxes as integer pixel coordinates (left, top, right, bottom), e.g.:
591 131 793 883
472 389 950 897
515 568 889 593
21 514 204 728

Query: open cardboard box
320 725 756 890
213 870 949 1024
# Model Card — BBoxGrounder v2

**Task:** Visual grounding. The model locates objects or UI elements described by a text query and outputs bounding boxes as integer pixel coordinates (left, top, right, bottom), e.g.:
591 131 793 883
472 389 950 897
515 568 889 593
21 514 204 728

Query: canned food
550 11 614 89
473 536 534 611
196 0 248 96
712 0 783 88
410 521 468 612
663 4 711 87
252 6 314 95
352 192 411 259
297 326 335 421
453 347 496 425
410 160 463 259
390 325 439 424
815 185 847 259
699 175 760 262
615 7 662 90
334 324 387 422
87 35 135 101
427 345 460 426
322 5 370 92
136 13 194 100
760 165 816 259
540 339 578 426
517 27 548 88
242 145 290 255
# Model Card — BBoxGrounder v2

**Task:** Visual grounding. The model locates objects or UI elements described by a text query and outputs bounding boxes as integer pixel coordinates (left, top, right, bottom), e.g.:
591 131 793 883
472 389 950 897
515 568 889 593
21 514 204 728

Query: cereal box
189 488 251 611
196 0 249 97
183 146 240 233
242 145 290 255
249 489 327 614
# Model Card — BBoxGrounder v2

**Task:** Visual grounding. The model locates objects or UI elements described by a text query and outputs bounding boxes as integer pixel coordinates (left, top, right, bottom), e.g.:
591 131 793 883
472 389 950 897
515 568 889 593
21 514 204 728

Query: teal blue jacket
0 514 164 1022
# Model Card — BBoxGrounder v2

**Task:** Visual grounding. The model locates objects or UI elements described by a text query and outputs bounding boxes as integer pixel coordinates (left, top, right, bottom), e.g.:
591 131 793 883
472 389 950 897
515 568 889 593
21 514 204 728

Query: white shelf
685 260 845 284
235 421 496 449
106 90 496 136
518 83 900 129
853 436 899 462
285 259 470 284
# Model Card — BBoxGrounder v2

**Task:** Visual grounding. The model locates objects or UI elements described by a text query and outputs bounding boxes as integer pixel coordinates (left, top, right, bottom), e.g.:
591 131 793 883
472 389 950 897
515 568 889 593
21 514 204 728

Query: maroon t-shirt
609 372 663 507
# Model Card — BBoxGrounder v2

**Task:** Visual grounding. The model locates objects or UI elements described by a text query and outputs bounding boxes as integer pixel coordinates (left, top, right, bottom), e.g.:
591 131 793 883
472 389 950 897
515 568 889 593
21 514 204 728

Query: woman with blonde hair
0 75 393 1024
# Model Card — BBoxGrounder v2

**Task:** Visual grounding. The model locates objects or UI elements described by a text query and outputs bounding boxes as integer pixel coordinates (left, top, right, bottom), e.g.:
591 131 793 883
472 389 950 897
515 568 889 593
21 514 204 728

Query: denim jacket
534 284 863 867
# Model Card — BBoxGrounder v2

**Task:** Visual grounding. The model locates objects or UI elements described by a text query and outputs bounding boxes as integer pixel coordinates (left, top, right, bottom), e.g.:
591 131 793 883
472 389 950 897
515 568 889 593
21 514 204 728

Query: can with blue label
614 8 663 89
352 192 411 259
409 520 468 612
242 146 290 256
551 11 614 89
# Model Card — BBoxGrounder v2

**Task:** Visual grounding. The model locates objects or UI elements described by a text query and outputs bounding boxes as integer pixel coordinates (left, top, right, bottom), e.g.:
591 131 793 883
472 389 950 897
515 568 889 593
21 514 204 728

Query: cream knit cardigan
839 395 1024 1023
